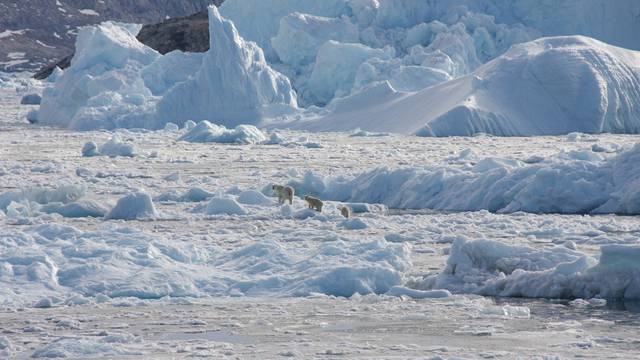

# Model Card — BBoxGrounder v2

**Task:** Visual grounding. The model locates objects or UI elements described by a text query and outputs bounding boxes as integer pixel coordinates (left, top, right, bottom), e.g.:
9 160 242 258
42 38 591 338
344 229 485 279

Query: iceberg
157 6 297 127
38 6 297 131
299 36 640 136
35 0 640 136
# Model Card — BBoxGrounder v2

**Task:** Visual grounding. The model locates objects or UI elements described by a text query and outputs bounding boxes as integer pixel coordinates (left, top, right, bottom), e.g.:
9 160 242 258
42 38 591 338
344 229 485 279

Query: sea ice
106 191 158 220
178 121 268 145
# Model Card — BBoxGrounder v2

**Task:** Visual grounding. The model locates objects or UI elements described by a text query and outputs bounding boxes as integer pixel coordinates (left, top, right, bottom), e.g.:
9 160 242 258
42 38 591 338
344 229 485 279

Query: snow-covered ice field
2 85 640 359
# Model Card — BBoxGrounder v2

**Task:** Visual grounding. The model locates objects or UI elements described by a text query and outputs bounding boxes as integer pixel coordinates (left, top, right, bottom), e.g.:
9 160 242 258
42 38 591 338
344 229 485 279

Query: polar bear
340 205 351 218
272 184 294 205
304 195 323 212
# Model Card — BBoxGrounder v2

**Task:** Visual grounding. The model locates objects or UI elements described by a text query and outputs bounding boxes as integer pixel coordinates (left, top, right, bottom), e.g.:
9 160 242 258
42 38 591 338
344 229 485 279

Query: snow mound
40 200 109 218
339 218 368 230
178 121 267 144
88 134 136 157
20 93 41 105
423 237 640 300
205 197 248 216
156 187 214 203
81 141 100 157
420 36 640 136
0 184 86 211
0 185 108 220
0 225 410 306
288 144 640 215
237 190 273 205
106 191 158 220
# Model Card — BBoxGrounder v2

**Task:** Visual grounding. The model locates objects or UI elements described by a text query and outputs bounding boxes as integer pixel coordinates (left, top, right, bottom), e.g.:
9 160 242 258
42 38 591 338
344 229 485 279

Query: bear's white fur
304 195 323 212
272 184 294 205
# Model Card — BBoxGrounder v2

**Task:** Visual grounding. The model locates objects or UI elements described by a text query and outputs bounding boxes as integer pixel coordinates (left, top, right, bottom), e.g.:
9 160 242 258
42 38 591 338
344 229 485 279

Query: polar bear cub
304 195 324 212
339 205 351 218
272 184 294 205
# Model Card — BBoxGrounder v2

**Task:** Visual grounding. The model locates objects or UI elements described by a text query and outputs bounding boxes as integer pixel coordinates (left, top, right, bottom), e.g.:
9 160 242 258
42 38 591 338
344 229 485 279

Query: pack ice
0 224 410 307
422 237 640 300
288 143 640 215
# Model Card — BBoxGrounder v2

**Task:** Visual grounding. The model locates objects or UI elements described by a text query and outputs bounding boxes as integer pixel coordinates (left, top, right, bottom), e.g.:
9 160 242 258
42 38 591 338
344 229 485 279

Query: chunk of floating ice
40 200 109 218
482 304 531 318
106 191 158 220
423 237 640 300
179 121 267 144
163 122 179 132
205 197 248 216
81 141 99 157
339 218 368 230
386 286 451 299
0 184 86 210
237 190 273 205
98 134 136 157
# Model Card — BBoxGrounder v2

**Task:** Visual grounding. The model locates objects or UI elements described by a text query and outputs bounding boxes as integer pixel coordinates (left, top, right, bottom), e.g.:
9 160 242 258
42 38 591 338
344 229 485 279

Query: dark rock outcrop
0 0 222 73
34 9 213 80
137 10 211 55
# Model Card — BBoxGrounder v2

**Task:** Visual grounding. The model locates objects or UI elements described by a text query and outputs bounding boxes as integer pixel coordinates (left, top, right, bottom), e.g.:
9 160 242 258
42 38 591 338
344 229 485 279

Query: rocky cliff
0 0 222 72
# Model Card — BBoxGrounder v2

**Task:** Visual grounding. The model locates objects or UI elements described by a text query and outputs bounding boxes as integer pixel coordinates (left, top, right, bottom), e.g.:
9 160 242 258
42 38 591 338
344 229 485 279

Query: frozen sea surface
1 88 640 358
